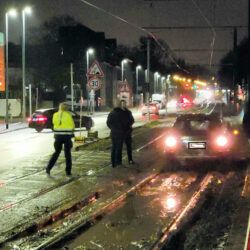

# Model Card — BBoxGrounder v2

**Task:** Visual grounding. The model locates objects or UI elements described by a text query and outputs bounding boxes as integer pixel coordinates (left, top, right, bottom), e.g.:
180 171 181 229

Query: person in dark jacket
106 100 135 167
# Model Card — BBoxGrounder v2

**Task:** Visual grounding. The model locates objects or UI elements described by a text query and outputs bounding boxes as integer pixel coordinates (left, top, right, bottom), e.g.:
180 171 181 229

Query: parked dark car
28 108 94 132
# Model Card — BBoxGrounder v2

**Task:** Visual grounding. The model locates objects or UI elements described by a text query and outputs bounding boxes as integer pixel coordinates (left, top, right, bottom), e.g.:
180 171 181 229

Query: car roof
176 113 221 122
34 108 77 115
35 108 57 112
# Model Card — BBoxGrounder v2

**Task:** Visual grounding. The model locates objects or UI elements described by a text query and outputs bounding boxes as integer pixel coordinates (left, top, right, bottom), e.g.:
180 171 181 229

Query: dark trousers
124 135 133 162
47 135 73 174
111 136 123 167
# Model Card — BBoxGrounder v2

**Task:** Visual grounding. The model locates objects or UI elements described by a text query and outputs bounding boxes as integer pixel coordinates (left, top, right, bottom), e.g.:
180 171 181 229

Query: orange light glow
233 129 239 135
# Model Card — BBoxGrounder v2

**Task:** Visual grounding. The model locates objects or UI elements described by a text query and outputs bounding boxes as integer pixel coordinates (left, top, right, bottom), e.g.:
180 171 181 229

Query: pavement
0 121 28 134
0 104 250 249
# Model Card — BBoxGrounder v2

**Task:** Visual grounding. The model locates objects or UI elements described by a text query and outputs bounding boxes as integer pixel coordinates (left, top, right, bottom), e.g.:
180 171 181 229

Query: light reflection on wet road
64 172 200 250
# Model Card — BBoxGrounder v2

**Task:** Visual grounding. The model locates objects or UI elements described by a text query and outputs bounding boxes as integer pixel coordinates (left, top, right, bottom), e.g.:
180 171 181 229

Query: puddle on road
62 172 198 249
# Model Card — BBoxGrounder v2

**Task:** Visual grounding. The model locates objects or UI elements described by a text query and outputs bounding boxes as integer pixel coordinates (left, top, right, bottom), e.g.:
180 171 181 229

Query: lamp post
136 65 142 96
157 74 160 92
22 6 32 122
121 59 128 82
86 48 94 74
5 9 17 129
161 76 165 93
86 48 94 114
154 72 159 93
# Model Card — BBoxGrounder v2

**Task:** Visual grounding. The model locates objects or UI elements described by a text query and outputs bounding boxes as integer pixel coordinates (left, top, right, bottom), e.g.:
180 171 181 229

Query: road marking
244 212 250 250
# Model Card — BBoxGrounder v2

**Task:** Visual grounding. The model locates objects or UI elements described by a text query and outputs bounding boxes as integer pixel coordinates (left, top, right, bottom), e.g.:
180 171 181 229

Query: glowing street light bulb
87 48 94 55
8 9 17 17
24 6 32 14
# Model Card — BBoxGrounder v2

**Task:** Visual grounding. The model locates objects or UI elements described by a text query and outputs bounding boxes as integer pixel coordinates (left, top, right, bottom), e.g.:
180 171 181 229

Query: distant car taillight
31 115 48 123
165 136 177 148
215 135 228 147
27 117 32 122
37 116 48 122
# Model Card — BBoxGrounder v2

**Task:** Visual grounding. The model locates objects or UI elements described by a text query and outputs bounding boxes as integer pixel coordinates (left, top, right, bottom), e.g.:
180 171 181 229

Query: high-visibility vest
52 111 75 135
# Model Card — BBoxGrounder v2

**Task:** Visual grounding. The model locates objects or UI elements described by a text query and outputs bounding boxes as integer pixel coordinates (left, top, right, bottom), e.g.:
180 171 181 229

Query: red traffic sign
87 60 104 77
88 76 103 91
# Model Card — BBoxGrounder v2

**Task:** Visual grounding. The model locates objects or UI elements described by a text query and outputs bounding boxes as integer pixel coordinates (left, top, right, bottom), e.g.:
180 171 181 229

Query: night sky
0 0 248 69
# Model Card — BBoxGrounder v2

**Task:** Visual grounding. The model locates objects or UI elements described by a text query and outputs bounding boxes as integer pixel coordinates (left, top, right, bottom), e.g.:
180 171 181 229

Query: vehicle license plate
188 142 206 149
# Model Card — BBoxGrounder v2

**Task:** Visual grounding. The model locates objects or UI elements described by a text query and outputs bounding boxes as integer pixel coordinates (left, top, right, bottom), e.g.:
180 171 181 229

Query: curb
0 123 28 134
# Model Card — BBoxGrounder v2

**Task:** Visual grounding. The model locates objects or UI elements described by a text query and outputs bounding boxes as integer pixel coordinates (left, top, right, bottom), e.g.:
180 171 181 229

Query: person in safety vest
46 103 75 176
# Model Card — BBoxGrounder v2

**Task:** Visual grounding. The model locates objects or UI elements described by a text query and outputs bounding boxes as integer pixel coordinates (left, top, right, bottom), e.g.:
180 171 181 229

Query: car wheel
35 127 43 132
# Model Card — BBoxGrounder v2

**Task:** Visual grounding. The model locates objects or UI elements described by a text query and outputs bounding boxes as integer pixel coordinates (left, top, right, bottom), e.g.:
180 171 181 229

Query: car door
70 111 80 128
44 109 55 129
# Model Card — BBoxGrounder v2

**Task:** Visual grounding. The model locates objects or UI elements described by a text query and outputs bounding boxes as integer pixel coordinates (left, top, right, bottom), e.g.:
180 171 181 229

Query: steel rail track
151 174 214 249
30 173 215 250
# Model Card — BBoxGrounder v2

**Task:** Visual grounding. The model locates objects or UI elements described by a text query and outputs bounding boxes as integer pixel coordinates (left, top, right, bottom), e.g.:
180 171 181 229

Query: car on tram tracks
163 113 249 169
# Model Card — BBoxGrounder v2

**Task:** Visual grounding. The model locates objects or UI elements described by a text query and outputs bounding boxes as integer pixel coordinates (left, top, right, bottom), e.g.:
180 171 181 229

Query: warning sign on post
87 60 104 77
0 33 5 92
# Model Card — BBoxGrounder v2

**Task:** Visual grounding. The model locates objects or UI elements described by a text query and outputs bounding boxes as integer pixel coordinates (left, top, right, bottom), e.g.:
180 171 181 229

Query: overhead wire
190 0 217 68
78 0 189 73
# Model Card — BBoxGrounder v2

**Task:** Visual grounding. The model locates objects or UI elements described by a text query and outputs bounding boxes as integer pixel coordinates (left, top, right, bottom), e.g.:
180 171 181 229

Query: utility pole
249 0 250 39
29 84 32 117
233 28 237 93
146 37 150 121
70 63 74 111
248 0 250 100
22 11 26 122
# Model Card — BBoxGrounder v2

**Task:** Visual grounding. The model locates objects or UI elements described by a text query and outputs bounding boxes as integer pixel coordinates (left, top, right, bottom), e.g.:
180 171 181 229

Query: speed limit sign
88 76 102 91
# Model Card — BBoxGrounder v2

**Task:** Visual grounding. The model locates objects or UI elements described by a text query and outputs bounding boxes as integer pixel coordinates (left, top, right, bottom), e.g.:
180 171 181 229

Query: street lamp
121 59 128 82
86 48 94 73
86 48 94 114
154 72 159 93
121 58 133 82
5 8 17 129
145 69 148 83
22 6 32 122
136 65 142 95
161 76 165 92
157 74 160 92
